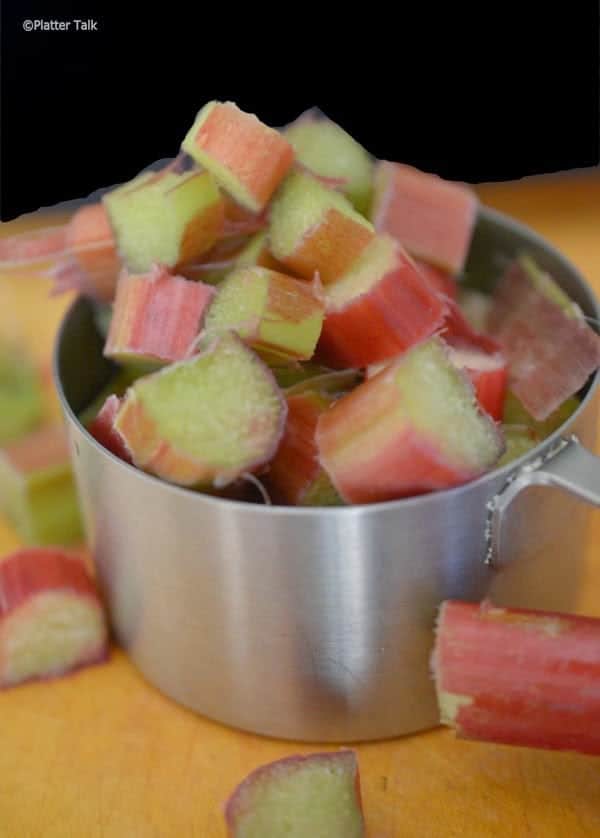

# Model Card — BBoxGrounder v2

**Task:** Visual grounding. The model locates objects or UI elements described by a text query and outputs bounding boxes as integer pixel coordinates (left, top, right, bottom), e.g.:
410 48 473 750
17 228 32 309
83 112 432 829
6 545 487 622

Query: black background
1 1 599 221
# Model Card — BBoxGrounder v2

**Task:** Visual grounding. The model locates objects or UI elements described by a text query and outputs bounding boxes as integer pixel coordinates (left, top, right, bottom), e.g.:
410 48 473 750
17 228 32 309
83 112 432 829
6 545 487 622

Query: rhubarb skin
316 338 503 503
87 395 131 462
317 235 448 368
182 101 294 213
0 548 108 688
284 109 374 214
204 267 325 362
414 259 458 300
61 204 121 302
489 260 600 420
433 600 600 755
0 343 44 445
269 171 375 283
225 750 364 838
104 266 215 367
114 332 287 488
0 224 67 272
447 340 508 421
370 161 478 275
103 169 224 273
0 425 83 546
266 392 342 506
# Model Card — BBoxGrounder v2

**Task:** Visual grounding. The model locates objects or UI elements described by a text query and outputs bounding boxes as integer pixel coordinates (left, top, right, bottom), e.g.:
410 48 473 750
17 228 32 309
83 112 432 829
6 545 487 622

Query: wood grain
1 176 600 837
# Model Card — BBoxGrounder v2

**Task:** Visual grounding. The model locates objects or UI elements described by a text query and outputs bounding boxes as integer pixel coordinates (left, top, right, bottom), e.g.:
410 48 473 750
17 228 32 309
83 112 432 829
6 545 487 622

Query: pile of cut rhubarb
4 101 600 505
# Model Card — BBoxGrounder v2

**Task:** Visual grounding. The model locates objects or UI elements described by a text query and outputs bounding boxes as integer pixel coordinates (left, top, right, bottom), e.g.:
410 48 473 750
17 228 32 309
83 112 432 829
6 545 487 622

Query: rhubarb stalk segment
370 161 478 275
103 169 224 273
489 259 600 420
203 267 325 362
316 337 504 503
433 600 600 756
317 235 447 368
0 548 108 688
104 266 215 367
182 101 294 212
225 750 364 838
114 332 287 488
0 425 83 546
269 171 375 283
284 109 374 214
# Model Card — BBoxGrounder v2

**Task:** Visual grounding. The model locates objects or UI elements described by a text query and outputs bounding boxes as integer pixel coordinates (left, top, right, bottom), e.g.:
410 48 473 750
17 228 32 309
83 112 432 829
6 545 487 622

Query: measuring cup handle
486 435 600 567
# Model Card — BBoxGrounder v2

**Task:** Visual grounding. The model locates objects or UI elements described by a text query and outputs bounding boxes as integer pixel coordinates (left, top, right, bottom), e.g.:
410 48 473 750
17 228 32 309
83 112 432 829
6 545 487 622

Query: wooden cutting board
1 174 600 837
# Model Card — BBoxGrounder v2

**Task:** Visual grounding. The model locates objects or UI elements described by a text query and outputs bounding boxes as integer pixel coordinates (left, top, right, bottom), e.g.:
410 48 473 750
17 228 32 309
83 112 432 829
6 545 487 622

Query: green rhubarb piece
269 171 373 265
285 111 374 214
0 428 83 546
225 750 364 837
0 343 43 445
103 169 222 273
497 424 539 467
204 267 324 362
114 332 286 488
503 390 579 438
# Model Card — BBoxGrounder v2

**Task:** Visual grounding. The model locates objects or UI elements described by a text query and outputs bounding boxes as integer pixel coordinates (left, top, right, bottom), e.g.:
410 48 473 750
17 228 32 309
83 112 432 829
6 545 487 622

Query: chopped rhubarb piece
103 169 224 273
0 224 67 271
0 425 83 546
316 337 503 503
266 391 342 506
181 101 294 212
414 259 458 300
225 750 364 838
204 267 325 362
489 261 600 420
114 332 286 488
502 389 579 437
0 548 107 688
269 171 375 283
317 235 447 368
457 289 493 333
370 161 478 274
284 109 374 214
447 340 507 421
433 600 600 755
0 343 43 445
497 424 539 467
59 204 121 302
104 266 214 367
87 395 131 462
519 253 583 319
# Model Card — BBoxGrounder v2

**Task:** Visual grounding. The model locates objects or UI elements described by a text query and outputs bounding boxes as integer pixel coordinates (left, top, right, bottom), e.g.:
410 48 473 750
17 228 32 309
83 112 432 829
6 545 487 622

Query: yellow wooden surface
1 177 600 837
